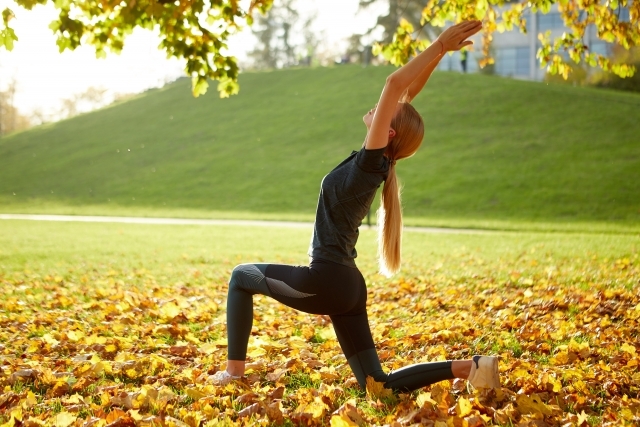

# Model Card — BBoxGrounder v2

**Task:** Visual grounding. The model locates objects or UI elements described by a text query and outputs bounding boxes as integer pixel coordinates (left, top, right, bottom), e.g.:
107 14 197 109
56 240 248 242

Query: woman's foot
207 370 241 386
468 355 500 389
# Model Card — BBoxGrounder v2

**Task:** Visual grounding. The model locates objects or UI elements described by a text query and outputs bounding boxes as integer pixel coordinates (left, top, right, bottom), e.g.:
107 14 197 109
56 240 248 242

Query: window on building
523 10 532 34
495 47 530 77
590 42 611 56
618 7 630 22
537 12 564 31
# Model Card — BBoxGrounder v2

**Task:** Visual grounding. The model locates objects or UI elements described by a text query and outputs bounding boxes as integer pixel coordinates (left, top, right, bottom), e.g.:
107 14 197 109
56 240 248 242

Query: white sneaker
468 355 500 389
207 370 241 385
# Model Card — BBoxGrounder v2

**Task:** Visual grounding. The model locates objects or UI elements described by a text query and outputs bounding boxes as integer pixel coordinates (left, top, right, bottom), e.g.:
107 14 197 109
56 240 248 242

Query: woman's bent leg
330 310 456 392
226 264 272 361
226 261 351 364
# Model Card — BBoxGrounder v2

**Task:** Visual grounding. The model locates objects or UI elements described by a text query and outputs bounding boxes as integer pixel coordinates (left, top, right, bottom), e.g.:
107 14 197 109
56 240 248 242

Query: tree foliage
1 0 638 97
360 0 441 44
375 0 640 80
0 0 274 98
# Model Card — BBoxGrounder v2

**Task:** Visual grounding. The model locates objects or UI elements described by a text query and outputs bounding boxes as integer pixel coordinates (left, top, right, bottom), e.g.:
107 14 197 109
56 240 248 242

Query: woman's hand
436 20 482 53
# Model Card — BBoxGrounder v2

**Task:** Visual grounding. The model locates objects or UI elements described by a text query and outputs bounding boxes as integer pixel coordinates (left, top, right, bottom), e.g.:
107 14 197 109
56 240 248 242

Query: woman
211 20 499 392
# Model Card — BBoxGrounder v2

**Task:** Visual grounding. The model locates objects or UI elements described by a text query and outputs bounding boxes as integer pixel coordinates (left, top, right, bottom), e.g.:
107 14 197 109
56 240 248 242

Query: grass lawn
1 220 638 426
1 66 639 231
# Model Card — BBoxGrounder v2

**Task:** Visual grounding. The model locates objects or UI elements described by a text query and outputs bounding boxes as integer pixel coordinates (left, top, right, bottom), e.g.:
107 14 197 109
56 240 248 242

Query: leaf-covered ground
1 223 639 427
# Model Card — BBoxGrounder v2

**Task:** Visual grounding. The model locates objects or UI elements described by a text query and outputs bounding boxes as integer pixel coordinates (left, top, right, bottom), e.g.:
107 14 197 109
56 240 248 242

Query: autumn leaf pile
1 252 639 427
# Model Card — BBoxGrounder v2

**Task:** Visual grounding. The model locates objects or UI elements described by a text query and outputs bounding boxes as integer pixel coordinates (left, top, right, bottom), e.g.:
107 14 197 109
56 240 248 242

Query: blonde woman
212 20 500 392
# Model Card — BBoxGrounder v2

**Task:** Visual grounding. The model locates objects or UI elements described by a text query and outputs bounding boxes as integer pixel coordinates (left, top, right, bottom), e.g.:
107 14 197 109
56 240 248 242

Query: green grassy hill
1 66 639 231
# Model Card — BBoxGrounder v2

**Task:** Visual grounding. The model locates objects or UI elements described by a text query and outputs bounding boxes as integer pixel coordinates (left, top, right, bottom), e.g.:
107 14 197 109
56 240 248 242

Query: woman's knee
229 264 269 294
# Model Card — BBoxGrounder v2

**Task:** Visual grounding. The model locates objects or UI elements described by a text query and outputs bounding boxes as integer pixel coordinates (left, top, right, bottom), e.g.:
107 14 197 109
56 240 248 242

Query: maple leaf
514 394 553 416
295 396 330 419
332 399 365 427
54 412 76 427
416 392 437 408
455 396 473 417
330 413 358 427
365 376 393 401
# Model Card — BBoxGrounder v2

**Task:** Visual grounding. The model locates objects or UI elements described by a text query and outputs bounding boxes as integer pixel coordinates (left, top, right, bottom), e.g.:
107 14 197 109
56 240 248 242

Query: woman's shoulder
355 146 389 173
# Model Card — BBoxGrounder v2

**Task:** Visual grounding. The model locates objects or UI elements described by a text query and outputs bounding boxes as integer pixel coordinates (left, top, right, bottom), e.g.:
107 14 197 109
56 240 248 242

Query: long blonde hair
377 102 424 276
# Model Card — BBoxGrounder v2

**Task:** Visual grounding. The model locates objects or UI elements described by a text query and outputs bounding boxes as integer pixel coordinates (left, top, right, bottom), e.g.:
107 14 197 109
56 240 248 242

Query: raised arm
365 20 482 150
405 52 443 103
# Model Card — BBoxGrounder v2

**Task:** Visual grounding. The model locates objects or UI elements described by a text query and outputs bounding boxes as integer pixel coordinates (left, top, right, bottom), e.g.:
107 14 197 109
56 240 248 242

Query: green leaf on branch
0 29 16 50
192 75 209 97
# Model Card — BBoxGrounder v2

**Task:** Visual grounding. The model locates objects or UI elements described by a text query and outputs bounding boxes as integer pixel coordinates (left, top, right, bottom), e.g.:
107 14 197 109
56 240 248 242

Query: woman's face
363 104 377 128
363 102 403 129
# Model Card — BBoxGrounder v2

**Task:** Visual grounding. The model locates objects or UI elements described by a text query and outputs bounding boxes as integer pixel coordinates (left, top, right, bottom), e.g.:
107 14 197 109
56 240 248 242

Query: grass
0 66 639 232
1 219 637 280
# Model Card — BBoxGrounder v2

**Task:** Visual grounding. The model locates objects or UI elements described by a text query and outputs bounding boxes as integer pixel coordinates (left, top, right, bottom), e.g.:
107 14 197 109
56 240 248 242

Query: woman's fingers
454 21 482 42
436 20 482 52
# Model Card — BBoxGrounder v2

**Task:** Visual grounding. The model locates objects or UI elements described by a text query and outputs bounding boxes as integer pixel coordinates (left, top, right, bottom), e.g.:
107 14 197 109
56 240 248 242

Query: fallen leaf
55 412 76 427
365 376 393 400
515 393 553 415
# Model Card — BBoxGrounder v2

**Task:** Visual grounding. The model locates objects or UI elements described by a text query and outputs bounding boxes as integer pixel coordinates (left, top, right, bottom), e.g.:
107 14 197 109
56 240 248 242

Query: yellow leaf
111 323 126 334
55 412 77 427
101 392 110 406
86 334 107 345
416 392 437 407
185 387 207 400
22 391 37 408
42 333 59 346
64 394 84 404
67 330 84 342
203 404 217 419
620 343 636 355
330 414 357 427
515 394 552 415
161 302 181 319
551 350 569 365
541 372 562 392
296 397 328 419
489 295 504 308
246 347 266 358
568 339 590 358
365 376 393 400
128 410 143 421
316 328 336 341
455 396 473 417
91 361 109 376
620 407 635 420
577 410 589 425
332 400 364 426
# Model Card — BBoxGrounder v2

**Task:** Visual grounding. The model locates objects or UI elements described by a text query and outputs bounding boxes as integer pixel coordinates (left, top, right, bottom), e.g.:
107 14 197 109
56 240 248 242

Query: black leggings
226 258 454 392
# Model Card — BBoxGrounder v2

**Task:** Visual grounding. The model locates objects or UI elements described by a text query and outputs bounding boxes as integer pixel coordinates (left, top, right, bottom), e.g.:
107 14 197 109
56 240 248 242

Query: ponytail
377 164 402 276
376 103 424 277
